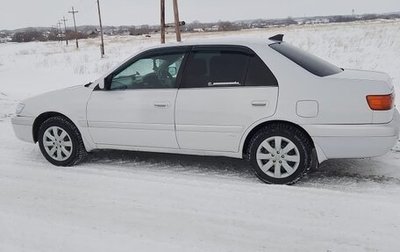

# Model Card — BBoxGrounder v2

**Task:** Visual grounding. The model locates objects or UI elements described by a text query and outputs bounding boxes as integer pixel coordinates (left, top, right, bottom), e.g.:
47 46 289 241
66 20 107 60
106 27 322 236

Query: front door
87 48 188 149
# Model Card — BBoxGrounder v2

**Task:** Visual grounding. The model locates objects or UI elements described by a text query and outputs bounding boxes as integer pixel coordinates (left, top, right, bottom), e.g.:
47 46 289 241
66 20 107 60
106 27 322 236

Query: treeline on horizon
4 12 400 43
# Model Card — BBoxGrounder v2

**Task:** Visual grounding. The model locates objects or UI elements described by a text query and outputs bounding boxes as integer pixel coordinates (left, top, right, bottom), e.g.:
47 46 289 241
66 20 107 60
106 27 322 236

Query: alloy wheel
42 126 73 161
256 136 300 179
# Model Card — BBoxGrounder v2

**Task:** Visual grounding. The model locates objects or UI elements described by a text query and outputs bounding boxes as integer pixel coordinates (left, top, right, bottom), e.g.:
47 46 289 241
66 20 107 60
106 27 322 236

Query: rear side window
270 42 343 77
181 48 278 88
245 55 278 86
182 50 248 88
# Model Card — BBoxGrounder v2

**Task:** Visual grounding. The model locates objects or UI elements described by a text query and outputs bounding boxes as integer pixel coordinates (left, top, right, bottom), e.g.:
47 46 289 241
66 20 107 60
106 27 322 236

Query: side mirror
168 66 177 76
98 78 105 90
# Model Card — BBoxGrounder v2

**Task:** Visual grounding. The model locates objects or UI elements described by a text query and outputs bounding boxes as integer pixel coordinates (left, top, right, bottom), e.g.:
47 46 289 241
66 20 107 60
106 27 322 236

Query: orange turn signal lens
366 94 394 111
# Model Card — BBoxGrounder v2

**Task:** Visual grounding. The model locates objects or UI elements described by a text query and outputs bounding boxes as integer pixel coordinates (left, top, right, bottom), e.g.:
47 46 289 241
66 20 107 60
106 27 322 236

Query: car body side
11 39 400 164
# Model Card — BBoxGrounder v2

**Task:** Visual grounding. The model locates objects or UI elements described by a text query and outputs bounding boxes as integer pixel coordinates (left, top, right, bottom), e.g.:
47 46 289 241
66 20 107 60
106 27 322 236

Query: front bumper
11 116 35 143
305 109 400 161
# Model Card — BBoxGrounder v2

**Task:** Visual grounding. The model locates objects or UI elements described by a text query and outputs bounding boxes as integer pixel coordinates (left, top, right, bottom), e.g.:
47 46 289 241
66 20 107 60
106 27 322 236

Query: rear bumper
305 109 400 161
11 116 35 143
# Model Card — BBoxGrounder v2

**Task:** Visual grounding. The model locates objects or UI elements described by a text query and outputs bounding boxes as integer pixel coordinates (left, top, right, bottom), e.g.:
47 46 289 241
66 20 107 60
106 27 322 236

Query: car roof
98 37 279 80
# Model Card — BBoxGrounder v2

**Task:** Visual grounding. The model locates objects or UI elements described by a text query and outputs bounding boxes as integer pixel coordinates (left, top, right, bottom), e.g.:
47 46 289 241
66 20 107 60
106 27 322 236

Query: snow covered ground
1 20 400 251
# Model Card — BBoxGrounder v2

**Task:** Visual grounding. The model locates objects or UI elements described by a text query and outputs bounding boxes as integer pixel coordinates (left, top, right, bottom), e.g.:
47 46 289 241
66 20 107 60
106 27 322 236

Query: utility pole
172 0 182 42
160 0 166 44
51 25 57 41
55 24 59 42
69 6 79 49
57 21 63 43
61 16 69 46
96 0 105 57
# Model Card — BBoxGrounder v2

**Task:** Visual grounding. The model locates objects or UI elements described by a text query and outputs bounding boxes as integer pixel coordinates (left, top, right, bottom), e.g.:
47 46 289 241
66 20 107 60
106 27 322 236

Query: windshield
270 42 343 77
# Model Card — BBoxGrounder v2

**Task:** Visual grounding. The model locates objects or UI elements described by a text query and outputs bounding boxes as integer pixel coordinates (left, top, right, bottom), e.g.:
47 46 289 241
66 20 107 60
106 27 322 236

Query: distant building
193 28 204 32
205 25 219 32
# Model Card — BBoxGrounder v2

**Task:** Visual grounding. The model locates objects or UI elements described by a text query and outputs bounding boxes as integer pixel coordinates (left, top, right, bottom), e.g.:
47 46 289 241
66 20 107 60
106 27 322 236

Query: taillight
366 94 394 111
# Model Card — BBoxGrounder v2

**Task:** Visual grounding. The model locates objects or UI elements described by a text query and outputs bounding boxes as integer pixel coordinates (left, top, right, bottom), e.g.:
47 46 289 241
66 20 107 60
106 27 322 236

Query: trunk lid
326 69 395 124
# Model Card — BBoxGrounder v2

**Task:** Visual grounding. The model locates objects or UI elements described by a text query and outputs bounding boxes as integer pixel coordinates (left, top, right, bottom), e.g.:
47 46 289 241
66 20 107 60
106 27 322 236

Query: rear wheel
38 116 87 166
247 123 313 185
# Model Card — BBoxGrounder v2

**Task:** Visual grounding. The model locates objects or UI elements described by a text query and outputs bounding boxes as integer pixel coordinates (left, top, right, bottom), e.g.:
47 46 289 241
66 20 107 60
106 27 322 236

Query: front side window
109 52 185 90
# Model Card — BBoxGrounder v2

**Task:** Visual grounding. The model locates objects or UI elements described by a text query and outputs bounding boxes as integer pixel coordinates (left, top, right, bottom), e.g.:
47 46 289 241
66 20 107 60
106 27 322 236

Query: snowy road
1 120 400 251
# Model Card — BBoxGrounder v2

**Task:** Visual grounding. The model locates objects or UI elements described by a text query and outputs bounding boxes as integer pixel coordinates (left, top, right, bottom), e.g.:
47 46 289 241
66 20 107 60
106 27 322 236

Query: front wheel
247 123 313 185
38 116 87 166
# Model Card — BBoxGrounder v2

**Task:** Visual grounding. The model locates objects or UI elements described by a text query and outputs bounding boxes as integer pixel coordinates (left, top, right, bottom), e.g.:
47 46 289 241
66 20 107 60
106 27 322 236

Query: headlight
15 103 25 115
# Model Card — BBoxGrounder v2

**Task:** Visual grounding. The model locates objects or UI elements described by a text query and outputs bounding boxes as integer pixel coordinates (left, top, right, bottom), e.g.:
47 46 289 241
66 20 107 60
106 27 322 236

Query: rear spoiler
269 34 284 42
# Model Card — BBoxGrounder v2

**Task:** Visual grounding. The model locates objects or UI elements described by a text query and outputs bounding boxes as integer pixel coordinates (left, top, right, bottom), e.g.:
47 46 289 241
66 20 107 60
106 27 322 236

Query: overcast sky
1 0 399 30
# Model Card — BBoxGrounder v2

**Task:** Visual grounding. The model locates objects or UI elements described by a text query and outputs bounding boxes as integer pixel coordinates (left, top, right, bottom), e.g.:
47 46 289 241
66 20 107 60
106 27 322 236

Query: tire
247 123 313 185
38 116 87 166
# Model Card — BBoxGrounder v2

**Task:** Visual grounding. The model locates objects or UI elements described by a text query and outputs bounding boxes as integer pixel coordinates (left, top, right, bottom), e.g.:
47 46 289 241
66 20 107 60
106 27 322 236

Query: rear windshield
270 42 343 77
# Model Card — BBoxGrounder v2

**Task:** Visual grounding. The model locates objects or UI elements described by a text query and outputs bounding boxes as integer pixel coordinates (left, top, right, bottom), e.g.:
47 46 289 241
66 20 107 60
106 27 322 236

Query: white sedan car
12 35 400 184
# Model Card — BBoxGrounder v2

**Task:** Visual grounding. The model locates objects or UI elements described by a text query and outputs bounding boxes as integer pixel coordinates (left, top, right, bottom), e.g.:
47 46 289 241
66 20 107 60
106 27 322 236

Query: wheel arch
241 120 326 163
32 111 95 152
33 112 74 143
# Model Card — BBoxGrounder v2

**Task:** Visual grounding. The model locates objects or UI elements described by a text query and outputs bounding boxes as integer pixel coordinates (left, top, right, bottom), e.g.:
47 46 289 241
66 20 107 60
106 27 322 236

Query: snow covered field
1 20 400 251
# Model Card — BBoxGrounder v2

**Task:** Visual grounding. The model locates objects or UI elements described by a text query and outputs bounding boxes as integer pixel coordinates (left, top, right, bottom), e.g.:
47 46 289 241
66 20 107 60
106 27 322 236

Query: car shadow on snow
86 150 256 181
301 158 400 188
84 149 400 187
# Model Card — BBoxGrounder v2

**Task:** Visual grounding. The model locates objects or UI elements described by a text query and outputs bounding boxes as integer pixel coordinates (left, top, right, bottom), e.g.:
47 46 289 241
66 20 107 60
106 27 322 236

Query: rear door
175 45 279 152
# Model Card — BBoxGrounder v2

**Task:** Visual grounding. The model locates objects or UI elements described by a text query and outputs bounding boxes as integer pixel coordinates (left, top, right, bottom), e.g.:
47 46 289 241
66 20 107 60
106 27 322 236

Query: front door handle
154 102 169 108
251 100 268 107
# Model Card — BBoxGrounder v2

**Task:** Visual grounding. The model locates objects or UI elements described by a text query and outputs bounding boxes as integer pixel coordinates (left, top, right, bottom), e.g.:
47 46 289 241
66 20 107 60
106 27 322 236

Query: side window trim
191 45 255 55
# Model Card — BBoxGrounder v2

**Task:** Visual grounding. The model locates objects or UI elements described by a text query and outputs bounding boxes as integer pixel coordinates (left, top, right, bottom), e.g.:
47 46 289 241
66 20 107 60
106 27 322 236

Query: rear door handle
154 102 169 108
251 100 268 107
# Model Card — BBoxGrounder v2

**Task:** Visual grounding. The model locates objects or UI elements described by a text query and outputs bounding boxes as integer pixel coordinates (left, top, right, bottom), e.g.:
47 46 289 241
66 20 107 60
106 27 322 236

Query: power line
71 0 97 25
68 6 79 49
